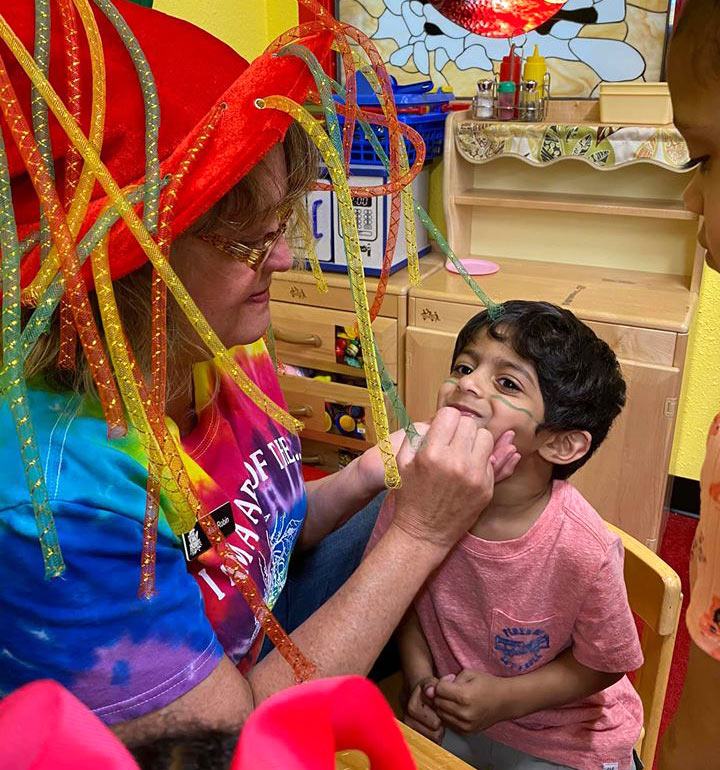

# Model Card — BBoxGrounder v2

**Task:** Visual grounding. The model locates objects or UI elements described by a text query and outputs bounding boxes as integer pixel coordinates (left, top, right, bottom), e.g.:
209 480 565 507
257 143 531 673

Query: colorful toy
336 327 364 367
324 402 367 440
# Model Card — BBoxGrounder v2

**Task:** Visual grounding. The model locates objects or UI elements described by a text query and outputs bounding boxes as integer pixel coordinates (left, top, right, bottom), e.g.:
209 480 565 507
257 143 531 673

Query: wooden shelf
301 429 369 452
454 189 697 221
411 256 696 333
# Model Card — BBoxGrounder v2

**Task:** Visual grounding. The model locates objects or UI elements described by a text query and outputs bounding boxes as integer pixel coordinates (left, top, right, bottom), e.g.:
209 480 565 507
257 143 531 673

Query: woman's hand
390 407 498 554
356 423 518 493
354 423 428 493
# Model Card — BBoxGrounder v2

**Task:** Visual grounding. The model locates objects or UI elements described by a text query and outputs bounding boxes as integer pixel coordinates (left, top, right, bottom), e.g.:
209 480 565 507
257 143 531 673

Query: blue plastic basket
336 74 453 167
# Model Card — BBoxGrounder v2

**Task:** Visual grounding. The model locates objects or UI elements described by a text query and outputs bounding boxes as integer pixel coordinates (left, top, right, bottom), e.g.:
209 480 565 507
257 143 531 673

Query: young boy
658 1 720 766
367 300 643 770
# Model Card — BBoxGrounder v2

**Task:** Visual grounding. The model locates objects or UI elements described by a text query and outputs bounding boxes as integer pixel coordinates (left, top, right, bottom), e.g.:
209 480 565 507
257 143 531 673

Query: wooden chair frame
606 522 683 767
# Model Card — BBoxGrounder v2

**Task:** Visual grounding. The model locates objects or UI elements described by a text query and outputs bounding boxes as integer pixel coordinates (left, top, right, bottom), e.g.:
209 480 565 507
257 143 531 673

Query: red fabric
231 676 416 770
0 680 138 770
656 512 696 762
0 0 331 287
302 464 331 482
0 677 416 770
298 0 336 78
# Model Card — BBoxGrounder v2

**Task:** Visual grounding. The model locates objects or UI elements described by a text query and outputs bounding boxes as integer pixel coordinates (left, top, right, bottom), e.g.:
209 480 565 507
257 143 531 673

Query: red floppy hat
0 677 417 770
0 0 330 287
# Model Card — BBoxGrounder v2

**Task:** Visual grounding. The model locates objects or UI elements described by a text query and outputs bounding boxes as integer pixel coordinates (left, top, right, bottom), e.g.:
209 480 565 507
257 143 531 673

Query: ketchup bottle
499 44 522 105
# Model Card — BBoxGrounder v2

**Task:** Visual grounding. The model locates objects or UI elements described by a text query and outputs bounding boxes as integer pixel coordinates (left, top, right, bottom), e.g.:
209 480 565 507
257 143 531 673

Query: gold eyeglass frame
198 211 292 271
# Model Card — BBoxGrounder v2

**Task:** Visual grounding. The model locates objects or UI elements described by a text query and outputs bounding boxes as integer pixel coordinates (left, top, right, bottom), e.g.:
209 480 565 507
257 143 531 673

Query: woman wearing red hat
0 0 512 748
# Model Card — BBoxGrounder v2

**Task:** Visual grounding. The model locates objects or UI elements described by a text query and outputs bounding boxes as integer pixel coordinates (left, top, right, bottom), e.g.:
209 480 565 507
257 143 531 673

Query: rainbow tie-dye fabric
0 341 306 723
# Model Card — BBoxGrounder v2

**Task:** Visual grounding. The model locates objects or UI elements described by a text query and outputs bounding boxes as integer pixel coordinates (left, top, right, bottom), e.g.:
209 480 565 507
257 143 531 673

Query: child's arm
398 607 445 743
298 428 411 549
398 606 436 689
432 648 622 734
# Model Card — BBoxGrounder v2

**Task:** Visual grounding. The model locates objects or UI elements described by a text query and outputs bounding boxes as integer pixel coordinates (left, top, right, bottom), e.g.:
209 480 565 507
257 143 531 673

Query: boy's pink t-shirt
368 481 643 770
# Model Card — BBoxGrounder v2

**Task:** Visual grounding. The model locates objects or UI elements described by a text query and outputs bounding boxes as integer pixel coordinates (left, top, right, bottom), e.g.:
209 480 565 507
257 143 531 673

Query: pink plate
445 258 500 276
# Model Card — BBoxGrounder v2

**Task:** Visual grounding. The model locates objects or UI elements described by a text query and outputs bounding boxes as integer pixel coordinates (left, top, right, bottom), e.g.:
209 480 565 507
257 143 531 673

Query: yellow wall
152 0 298 60
671 268 720 479
150 3 720 479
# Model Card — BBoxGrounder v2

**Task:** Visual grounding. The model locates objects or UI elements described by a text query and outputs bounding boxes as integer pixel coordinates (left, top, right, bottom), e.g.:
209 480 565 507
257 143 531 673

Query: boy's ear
537 430 592 469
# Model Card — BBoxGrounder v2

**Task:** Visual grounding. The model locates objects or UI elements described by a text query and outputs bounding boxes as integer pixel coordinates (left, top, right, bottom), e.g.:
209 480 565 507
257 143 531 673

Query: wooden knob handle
289 405 314 418
302 454 322 465
274 328 322 347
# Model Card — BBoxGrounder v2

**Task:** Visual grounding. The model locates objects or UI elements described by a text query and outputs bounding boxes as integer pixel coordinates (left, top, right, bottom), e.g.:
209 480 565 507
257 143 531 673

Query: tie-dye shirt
0 341 306 724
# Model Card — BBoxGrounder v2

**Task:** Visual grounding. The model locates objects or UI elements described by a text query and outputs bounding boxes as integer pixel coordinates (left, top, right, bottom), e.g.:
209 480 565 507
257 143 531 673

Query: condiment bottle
496 81 516 120
523 45 547 97
499 44 522 104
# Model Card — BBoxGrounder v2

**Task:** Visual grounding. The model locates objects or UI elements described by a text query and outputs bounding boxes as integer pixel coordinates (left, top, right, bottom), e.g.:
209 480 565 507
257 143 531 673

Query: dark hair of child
453 301 627 480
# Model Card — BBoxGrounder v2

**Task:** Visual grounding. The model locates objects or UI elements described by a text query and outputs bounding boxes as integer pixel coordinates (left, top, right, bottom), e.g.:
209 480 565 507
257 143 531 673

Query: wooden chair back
606 522 683 768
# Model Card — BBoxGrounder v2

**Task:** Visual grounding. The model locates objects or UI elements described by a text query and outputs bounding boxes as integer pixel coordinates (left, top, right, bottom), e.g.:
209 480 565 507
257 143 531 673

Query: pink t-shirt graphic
368 481 643 770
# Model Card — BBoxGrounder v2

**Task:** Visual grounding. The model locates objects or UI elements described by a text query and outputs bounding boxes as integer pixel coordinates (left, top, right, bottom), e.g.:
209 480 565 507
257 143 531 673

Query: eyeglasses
197 211 291 271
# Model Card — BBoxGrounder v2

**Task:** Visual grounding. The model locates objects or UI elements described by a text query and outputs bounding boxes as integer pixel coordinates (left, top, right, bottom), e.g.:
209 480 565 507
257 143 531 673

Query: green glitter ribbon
30 0 53 261
91 0 161 233
278 44 501 453
0 130 64 577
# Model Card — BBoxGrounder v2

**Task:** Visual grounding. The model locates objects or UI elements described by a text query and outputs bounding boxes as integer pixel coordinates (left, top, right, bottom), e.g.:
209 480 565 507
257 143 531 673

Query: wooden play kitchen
271 101 699 551
404 105 700 550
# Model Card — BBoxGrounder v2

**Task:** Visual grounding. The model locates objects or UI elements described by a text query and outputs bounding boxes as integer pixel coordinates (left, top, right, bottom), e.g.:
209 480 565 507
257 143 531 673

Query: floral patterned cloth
456 120 691 170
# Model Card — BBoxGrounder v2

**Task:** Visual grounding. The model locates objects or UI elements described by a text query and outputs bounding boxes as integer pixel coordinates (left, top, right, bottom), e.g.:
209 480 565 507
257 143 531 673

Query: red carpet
656 512 697 746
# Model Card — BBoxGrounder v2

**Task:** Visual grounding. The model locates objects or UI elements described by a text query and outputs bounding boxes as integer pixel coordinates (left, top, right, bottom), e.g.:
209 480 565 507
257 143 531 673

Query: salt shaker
472 79 494 119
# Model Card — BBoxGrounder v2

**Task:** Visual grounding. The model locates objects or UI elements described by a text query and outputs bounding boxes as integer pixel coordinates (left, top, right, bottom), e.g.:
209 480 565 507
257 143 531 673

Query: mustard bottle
523 45 547 97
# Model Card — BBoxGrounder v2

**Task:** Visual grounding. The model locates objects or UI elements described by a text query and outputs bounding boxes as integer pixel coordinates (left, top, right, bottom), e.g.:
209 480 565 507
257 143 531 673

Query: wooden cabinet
403 110 701 550
270 255 444 470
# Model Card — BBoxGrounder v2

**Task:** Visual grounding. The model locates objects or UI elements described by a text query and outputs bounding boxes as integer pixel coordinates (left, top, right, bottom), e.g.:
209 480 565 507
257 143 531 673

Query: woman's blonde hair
24 121 318 400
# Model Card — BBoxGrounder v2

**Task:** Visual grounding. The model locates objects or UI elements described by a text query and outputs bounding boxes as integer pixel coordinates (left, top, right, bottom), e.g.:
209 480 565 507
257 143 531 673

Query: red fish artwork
426 0 568 38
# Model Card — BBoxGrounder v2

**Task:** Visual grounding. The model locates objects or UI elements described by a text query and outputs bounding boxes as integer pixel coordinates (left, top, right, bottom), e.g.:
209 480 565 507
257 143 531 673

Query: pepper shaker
521 80 540 122
496 81 516 120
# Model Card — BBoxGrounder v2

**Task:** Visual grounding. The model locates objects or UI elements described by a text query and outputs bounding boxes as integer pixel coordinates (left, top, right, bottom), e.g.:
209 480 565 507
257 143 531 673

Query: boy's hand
490 430 520 483
432 670 511 735
405 676 444 744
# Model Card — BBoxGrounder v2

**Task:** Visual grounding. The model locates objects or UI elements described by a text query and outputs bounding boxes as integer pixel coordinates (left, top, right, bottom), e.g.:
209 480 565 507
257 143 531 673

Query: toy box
305 165 430 276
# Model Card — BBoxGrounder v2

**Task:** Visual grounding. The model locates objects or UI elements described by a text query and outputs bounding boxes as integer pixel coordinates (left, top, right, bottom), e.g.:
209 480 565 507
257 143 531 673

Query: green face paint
490 394 537 422
444 378 536 422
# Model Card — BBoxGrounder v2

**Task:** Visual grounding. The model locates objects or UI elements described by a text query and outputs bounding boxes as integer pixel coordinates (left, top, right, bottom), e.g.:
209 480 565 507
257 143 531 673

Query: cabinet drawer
299 438 364 472
280 374 382 445
409 299 676 365
583 321 676 366
272 277 400 318
410 298 475 334
270 301 398 380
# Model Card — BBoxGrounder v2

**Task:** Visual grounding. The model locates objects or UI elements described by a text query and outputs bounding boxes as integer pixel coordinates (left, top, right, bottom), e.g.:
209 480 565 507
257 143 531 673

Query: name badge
182 501 235 562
